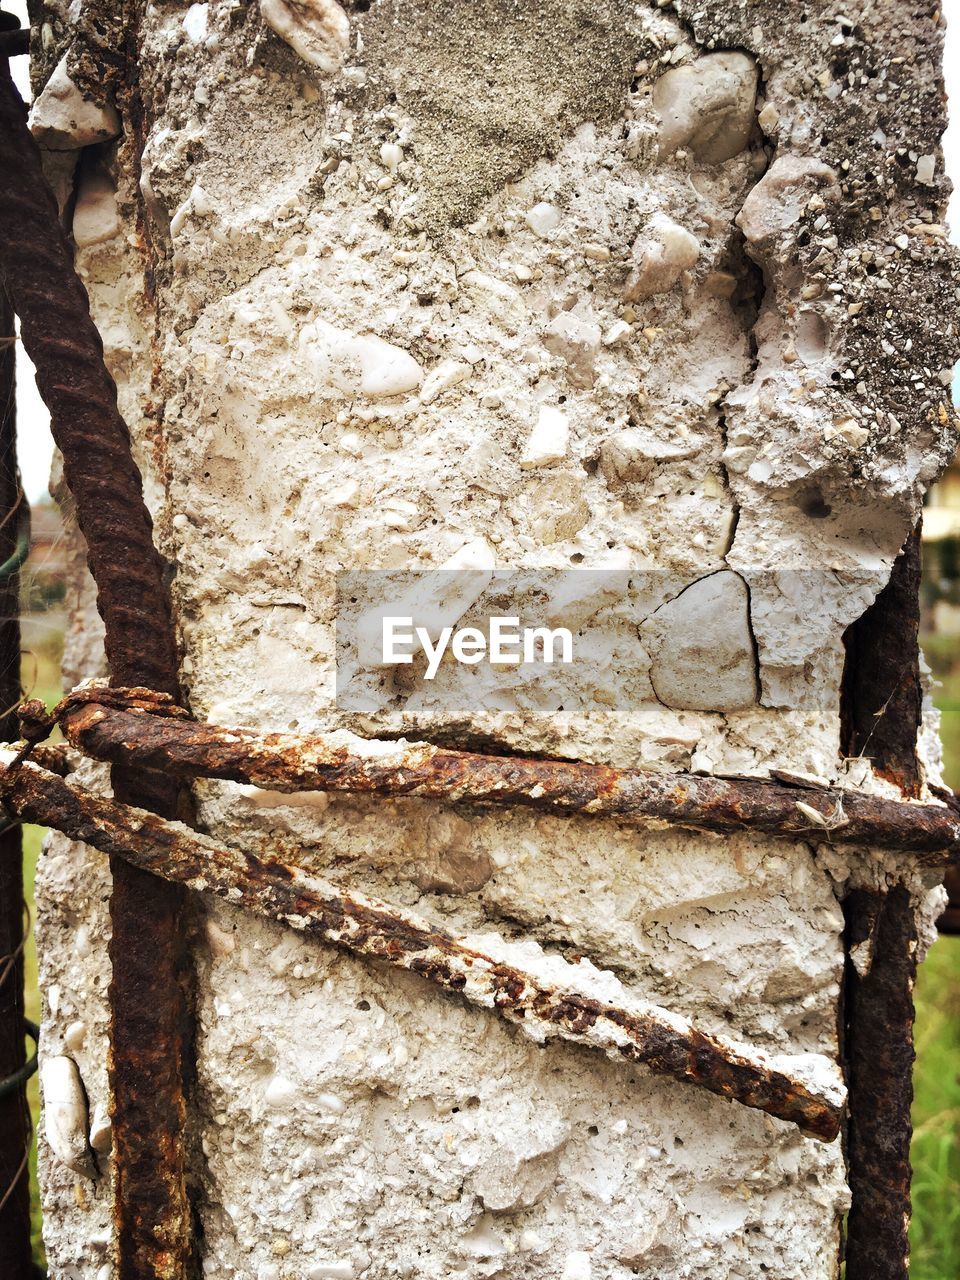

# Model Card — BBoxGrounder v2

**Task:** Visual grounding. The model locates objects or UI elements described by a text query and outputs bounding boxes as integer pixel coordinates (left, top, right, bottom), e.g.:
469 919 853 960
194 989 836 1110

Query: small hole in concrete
797 488 832 519
796 310 829 364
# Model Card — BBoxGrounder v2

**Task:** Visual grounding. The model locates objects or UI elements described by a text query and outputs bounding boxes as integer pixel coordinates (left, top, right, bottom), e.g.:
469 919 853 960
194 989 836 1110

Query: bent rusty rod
57 696 960 861
0 68 190 1279
0 756 844 1142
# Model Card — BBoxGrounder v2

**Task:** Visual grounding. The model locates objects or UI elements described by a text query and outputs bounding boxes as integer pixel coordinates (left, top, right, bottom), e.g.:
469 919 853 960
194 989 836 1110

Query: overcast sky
10 0 53 502
9 1 960 501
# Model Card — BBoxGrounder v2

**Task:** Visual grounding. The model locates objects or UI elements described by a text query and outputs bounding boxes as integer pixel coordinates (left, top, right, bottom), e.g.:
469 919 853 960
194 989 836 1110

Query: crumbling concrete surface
28 1 958 1277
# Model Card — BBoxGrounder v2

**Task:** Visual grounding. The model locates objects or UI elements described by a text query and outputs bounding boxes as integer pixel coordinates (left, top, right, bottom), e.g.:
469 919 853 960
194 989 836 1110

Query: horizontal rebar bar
0 754 844 1141
41 690 960 861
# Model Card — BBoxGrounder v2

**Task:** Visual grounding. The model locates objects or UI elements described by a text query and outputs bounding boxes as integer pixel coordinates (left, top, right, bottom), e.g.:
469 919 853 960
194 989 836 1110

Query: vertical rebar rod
0 284 31 1278
841 525 923 798
841 526 922 1280
842 885 917 1280
0 64 191 1280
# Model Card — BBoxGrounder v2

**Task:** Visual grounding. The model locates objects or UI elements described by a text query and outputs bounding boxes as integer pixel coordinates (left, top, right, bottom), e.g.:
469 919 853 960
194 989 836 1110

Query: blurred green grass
924 633 960 796
911 632 960 1279
912 933 960 1279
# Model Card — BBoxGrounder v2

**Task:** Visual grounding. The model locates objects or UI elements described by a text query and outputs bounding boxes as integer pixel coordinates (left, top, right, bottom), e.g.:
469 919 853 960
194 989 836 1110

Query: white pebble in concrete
259 0 350 73
520 405 570 469
654 52 758 163
642 571 759 711
625 214 700 300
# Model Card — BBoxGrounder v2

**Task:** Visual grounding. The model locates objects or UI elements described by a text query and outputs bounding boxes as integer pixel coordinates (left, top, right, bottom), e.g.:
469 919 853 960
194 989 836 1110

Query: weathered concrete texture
28 0 958 1276
32 479 114 1274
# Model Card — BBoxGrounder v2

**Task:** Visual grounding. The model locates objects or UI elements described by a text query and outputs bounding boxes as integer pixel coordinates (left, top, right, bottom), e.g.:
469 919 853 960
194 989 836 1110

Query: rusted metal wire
0 66 191 1280
0 754 845 1141
0 1019 37 1101
29 687 960 862
840 527 923 1280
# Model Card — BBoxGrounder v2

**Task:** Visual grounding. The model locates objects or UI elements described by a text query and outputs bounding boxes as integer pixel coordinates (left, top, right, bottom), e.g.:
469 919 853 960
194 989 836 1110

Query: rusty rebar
0 29 29 60
0 25 33 1275
842 525 923 799
842 886 917 1280
0 278 31 1276
0 10 28 64
840 528 924 1280
0 67 191 1280
0 76 178 698
42 691 960 861
0 754 845 1141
